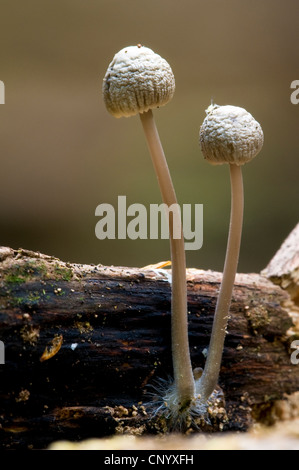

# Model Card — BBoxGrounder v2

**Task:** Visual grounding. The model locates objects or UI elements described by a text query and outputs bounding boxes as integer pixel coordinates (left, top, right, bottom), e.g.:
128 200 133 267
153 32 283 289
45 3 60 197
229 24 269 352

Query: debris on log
48 416 299 451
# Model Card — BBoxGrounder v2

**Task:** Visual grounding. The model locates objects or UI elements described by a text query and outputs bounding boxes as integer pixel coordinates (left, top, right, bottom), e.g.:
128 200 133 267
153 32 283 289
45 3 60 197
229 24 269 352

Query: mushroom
197 104 264 402
103 45 195 415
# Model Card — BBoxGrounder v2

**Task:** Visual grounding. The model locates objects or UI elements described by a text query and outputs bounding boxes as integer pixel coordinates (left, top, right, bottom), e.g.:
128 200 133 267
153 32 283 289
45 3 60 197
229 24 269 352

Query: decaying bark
0 228 298 448
262 223 299 334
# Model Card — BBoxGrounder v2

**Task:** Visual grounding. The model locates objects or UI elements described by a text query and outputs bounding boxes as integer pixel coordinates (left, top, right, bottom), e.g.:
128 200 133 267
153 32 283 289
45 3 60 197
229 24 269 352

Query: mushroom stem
139 109 195 408
197 163 244 401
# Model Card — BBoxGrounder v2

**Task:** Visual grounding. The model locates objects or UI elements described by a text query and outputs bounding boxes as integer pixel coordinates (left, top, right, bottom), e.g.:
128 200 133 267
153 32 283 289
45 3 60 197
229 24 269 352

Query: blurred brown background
0 0 298 272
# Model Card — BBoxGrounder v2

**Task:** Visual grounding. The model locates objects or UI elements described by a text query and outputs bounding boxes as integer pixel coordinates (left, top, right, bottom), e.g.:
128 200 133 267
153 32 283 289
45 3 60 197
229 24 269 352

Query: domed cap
103 45 175 118
199 104 264 165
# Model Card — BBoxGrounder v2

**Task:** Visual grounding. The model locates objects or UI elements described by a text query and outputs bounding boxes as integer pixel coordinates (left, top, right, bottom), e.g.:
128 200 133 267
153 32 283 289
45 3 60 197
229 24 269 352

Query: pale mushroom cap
199 104 264 165
102 45 175 118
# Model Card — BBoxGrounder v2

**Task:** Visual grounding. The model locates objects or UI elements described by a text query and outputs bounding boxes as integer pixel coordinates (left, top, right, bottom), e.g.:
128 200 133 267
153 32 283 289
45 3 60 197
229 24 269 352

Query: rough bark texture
262 222 299 334
0 243 298 449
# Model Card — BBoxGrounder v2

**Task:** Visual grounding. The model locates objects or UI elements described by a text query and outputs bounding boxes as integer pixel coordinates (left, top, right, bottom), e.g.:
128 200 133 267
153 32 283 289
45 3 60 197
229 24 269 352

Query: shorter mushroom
103 45 196 418
197 104 264 402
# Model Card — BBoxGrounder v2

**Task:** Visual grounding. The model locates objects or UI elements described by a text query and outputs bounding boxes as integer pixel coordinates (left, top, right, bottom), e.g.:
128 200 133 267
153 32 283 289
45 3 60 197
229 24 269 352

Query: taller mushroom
198 104 264 402
103 45 196 415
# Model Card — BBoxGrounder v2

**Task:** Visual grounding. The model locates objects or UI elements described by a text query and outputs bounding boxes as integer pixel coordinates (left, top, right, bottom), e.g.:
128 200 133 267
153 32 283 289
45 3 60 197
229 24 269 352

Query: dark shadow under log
0 244 298 449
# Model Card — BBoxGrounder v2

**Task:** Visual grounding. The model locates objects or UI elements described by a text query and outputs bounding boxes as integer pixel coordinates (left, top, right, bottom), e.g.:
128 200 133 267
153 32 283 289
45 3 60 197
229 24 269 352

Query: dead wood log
0 238 298 449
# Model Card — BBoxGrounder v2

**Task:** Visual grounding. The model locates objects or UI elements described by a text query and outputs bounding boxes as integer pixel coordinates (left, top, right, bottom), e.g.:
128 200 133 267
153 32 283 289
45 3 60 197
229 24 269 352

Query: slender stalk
197 163 244 401
139 109 195 408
